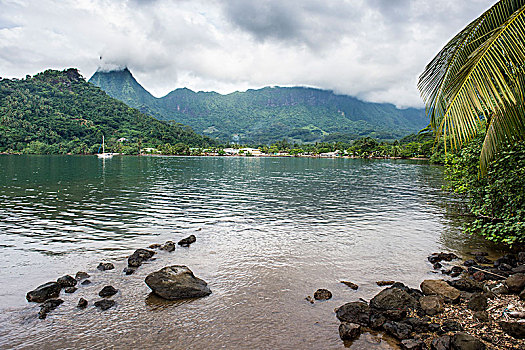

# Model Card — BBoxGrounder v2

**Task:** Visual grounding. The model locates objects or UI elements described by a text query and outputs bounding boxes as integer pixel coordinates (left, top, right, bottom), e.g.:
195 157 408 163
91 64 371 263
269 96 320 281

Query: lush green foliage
0 69 215 154
444 133 525 245
419 0 525 174
90 68 428 144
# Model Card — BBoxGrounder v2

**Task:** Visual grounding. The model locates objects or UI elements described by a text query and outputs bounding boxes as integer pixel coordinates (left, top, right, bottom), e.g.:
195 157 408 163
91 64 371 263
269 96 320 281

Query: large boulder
335 301 370 326
383 321 413 340
431 335 451 350
447 278 483 293
505 273 525 293
421 280 461 303
467 293 487 312
128 249 155 268
401 339 425 350
145 265 211 300
370 287 418 312
450 332 486 350
26 282 61 303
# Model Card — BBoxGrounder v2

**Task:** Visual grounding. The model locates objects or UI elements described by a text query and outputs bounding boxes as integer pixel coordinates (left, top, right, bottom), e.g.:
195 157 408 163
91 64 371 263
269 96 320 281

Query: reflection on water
0 155 494 349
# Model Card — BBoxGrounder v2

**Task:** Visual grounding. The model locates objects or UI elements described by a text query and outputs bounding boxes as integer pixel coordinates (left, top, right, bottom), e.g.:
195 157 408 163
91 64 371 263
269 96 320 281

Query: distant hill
0 68 214 154
89 68 429 144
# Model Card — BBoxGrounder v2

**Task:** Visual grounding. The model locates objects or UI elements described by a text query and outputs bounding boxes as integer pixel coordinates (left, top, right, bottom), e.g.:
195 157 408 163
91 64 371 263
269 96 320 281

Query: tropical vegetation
0 69 215 154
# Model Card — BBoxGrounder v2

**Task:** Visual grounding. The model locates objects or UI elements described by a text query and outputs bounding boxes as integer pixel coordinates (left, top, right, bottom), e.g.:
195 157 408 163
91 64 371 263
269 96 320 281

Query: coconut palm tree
418 0 525 174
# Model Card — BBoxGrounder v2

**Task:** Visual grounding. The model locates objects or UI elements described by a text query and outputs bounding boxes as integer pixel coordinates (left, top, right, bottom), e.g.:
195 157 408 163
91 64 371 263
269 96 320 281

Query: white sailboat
97 135 113 159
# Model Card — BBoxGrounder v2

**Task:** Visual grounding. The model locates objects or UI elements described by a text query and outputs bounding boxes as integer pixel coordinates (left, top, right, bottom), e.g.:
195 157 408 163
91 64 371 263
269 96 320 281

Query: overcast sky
0 0 495 107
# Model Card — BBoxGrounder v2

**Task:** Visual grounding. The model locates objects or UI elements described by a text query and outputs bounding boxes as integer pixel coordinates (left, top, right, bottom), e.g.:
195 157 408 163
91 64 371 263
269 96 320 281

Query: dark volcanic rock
433 262 443 269
451 332 486 349
405 317 430 333
431 335 451 350
494 254 517 268
505 273 525 293
178 235 196 247
341 281 359 290
94 299 115 310
145 265 211 300
75 271 90 280
99 285 118 297
369 312 387 329
370 287 418 311
78 298 88 308
314 289 332 300
65 287 77 294
376 280 395 287
473 311 489 322
383 321 412 340
128 249 155 268
441 320 463 333
38 298 63 319
336 301 370 326
520 288 525 300
123 267 136 275
499 263 514 272
464 260 478 267
338 322 361 341
160 241 176 252
57 275 77 287
474 256 491 264
401 339 425 350
499 321 525 339
419 295 444 316
447 278 483 293
149 243 162 249
467 293 487 311
97 262 114 271
26 282 61 303
81 279 92 285
518 252 525 264
428 252 459 264
511 265 525 274
421 280 461 303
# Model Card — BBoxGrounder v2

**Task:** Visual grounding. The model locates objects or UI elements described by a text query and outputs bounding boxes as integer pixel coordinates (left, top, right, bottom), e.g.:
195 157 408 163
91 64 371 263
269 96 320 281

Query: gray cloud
0 0 495 107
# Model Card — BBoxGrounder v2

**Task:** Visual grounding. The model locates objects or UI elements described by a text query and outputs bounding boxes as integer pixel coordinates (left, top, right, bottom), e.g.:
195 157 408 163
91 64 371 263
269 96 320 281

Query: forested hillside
0 69 214 154
90 68 428 144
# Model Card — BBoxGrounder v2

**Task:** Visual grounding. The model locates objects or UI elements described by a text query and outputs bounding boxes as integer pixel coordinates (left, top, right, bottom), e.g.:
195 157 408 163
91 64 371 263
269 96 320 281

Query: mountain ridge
89 68 429 143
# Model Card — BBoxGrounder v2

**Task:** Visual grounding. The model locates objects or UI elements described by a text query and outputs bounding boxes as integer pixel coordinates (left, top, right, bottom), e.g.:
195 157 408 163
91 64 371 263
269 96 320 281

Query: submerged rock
26 282 61 303
314 289 332 300
341 281 359 290
178 235 196 247
57 275 77 288
128 249 155 268
97 262 114 271
75 271 90 280
160 241 176 252
38 298 63 319
81 279 92 285
338 322 361 341
99 285 118 297
145 265 211 300
420 280 461 303
94 299 115 310
305 296 314 304
475 256 492 265
78 298 88 308
123 267 136 275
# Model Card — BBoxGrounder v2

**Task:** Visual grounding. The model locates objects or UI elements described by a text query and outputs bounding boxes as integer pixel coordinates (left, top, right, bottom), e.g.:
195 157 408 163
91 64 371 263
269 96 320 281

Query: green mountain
89 68 429 144
0 68 214 154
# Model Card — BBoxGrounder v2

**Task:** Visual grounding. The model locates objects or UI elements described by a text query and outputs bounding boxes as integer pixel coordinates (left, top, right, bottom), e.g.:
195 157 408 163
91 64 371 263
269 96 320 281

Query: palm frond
418 0 525 174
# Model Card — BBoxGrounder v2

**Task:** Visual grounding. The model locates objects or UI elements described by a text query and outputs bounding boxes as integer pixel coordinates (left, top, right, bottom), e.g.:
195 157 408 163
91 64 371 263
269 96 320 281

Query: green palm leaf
418 0 525 174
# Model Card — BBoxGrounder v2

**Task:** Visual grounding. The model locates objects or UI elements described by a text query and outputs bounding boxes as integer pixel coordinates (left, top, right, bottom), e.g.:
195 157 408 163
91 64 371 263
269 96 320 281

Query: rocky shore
25 235 209 319
333 251 525 349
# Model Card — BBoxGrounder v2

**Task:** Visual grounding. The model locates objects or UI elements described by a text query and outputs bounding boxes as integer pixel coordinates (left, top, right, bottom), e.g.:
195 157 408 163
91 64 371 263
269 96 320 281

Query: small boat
97 135 113 159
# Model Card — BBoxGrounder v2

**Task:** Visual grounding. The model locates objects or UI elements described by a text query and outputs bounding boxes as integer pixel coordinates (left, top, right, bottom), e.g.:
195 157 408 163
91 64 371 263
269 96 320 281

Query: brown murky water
0 155 500 349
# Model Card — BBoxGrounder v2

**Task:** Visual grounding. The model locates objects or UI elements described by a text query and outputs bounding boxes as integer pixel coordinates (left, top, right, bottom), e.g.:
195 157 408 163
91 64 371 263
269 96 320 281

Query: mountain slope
89 68 428 143
0 68 214 153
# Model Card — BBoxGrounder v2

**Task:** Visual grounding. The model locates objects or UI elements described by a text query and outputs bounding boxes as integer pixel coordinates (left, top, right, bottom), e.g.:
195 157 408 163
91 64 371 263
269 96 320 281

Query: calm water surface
0 155 498 349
